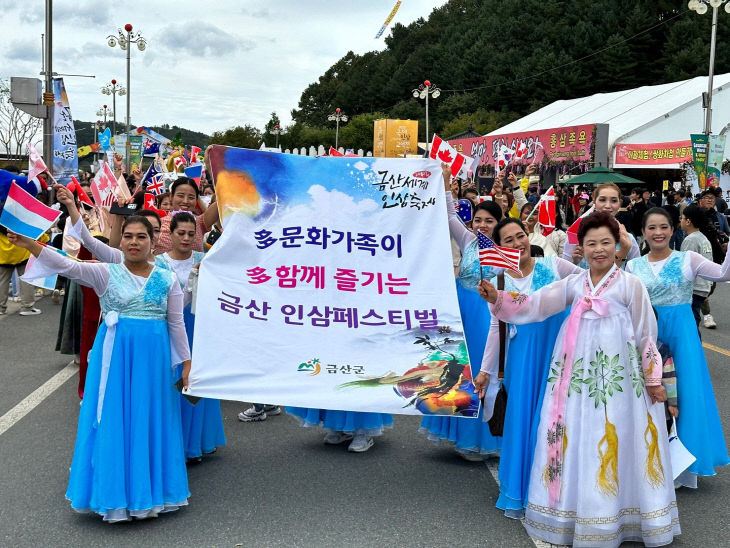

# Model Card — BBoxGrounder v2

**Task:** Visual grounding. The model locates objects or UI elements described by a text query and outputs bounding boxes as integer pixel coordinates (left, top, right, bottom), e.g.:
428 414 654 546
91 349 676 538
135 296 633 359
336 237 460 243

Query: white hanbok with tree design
490 265 679 547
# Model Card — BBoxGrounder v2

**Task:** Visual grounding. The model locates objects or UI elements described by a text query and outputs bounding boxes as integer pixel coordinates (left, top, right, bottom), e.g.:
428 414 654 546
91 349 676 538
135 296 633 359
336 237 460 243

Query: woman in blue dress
10 216 191 522
58 186 227 463
473 217 579 517
626 207 730 487
418 164 504 460
157 212 226 463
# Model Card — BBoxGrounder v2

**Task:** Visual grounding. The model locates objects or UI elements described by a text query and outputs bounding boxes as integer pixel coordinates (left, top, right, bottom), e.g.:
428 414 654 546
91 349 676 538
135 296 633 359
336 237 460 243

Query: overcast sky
0 1 448 136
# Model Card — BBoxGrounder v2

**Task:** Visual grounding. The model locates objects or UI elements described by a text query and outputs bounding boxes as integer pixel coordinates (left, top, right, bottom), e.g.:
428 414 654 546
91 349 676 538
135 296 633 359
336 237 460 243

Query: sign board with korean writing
449 124 599 169
190 146 479 417
373 119 419 158
51 78 78 185
613 140 693 167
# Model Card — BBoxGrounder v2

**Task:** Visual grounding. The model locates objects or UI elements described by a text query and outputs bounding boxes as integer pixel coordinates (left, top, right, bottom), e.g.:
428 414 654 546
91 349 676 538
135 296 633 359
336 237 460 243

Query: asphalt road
1 286 729 547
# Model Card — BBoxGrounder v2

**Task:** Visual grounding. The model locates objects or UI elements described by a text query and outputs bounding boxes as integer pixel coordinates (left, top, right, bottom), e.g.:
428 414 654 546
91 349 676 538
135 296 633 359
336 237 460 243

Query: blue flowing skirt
656 303 729 476
496 311 568 517
286 408 394 437
176 307 226 459
66 317 189 521
419 279 501 456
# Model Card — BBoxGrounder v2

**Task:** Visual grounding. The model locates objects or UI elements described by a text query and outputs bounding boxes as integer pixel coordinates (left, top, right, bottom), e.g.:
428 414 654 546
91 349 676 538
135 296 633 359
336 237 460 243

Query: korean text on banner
191 147 480 417
51 78 78 185
708 135 727 188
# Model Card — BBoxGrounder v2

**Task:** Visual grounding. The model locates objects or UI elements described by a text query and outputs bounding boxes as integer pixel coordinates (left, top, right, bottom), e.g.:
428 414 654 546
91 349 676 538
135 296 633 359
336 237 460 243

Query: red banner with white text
613 140 693 166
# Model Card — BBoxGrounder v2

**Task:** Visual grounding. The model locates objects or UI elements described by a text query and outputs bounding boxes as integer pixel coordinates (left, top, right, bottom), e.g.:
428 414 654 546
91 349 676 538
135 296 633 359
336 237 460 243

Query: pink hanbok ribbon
545 272 616 506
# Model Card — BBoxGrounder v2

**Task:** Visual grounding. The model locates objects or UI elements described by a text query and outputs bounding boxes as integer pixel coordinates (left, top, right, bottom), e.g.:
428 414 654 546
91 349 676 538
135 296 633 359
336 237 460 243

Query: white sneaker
237 406 267 422
19 307 42 316
263 405 281 416
323 431 353 445
347 433 374 452
459 451 487 462
703 314 717 329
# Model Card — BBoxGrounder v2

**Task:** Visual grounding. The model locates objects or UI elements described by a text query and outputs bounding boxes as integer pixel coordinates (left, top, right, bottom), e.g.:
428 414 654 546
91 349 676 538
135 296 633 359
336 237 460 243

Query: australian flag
143 139 160 155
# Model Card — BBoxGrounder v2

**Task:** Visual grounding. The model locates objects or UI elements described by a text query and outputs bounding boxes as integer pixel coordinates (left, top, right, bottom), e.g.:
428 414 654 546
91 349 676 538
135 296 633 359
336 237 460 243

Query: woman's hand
492 178 503 197
617 224 632 256
441 162 451 191
668 405 679 418
572 245 584 264
182 360 192 390
507 172 518 189
473 371 490 399
647 385 667 405
525 163 537 177
113 153 124 171
132 167 143 183
7 231 33 249
478 279 499 304
54 183 75 208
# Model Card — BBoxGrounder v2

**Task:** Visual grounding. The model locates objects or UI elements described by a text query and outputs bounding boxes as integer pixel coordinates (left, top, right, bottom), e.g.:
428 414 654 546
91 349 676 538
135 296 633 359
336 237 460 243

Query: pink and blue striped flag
0 182 61 239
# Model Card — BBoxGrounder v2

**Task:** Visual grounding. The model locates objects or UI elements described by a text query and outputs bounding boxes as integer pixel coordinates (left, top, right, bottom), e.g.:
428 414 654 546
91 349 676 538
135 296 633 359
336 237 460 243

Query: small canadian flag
429 135 474 178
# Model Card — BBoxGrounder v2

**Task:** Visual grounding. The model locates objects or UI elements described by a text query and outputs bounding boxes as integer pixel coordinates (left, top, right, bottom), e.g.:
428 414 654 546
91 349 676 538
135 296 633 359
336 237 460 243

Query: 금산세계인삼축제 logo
297 358 321 376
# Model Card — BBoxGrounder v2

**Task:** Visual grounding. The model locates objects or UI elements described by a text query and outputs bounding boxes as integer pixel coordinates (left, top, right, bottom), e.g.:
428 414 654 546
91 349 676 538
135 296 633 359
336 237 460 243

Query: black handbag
487 275 508 436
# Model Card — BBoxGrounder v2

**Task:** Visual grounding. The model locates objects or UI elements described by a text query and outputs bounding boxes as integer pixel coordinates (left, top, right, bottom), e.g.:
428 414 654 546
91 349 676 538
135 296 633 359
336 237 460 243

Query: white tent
487 73 730 170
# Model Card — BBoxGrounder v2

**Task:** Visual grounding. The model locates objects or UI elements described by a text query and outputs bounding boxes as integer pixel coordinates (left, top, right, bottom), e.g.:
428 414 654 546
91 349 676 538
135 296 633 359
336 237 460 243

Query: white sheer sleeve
479 315 501 375
562 240 577 263
513 178 528 210
625 274 662 386
684 249 730 282
27 247 109 294
67 216 123 264
167 280 191 366
552 256 583 278
625 233 640 260
491 274 578 325
445 191 475 252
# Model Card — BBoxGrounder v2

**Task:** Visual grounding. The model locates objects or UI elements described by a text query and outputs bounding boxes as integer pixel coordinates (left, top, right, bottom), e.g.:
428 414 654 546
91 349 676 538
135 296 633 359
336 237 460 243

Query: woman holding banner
9 216 191 522
473 217 580 518
479 211 679 547
418 164 503 461
626 208 730 488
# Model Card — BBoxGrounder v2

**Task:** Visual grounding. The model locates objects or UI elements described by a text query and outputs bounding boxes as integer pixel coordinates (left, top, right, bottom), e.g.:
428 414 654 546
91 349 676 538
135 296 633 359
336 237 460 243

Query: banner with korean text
51 78 78 185
189 146 479 417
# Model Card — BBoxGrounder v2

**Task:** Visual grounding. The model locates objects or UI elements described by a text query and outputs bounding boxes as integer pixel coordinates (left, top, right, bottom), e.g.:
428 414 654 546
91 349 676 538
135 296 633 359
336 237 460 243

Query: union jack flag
145 174 165 196
477 231 521 274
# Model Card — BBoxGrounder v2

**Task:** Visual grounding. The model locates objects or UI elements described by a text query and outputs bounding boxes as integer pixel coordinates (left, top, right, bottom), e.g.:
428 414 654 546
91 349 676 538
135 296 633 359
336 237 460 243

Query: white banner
189 147 479 417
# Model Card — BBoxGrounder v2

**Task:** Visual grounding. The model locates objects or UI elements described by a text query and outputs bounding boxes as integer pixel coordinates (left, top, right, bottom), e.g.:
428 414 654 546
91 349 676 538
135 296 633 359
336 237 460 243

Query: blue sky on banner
0 1 447 134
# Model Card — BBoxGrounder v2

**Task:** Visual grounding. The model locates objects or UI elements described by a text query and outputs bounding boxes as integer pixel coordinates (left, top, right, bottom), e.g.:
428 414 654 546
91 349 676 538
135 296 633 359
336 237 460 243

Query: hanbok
627 250 730 482
480 256 579 517
158 251 226 460
29 247 191 522
286 407 394 437
418 192 500 457
491 266 679 547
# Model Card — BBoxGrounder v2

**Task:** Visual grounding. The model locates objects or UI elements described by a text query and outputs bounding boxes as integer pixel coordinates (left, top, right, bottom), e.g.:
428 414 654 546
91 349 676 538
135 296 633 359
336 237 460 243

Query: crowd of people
1 155 729 547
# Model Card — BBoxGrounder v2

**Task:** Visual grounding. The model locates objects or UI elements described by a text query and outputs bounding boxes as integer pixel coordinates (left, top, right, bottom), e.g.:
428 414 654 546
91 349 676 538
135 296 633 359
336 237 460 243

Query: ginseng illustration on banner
190 146 479 417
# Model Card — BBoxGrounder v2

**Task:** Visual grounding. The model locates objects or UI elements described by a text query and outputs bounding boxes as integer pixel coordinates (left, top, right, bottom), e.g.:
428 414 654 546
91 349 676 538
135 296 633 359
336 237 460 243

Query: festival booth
452 73 730 193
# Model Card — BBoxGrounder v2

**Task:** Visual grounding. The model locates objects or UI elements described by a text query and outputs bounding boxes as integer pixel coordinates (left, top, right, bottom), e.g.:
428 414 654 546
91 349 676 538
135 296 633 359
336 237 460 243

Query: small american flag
477 231 521 273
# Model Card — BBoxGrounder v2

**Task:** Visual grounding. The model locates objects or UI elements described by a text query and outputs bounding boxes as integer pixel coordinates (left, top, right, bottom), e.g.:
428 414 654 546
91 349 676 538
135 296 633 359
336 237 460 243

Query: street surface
1 286 729 547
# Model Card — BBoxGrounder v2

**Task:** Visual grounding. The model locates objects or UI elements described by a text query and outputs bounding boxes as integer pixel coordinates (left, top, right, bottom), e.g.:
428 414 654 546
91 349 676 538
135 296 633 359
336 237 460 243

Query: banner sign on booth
691 134 709 189
448 124 595 169
614 140 692 166
708 134 727 188
190 146 479 417
51 78 78 185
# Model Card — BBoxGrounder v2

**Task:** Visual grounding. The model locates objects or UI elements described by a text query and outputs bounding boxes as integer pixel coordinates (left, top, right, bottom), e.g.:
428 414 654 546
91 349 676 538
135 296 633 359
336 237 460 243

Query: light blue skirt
66 317 189 521
419 279 501 456
495 311 568 517
175 307 226 459
286 408 394 437
656 303 729 476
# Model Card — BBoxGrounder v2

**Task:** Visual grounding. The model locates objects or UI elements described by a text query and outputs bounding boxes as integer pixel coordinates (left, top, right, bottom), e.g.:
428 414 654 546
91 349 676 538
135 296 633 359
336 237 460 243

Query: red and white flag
27 143 49 186
496 144 515 174
566 206 595 245
328 147 344 157
67 176 94 207
536 186 556 236
190 146 202 164
91 163 118 207
173 155 187 171
515 140 528 161
429 135 474 178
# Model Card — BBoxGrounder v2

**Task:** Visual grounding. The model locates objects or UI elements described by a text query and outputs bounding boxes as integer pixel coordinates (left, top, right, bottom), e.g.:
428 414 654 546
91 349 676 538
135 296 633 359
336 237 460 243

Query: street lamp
101 79 125 141
107 23 146 174
94 120 102 149
271 124 282 149
96 105 113 129
411 80 441 149
327 108 348 150
688 0 730 135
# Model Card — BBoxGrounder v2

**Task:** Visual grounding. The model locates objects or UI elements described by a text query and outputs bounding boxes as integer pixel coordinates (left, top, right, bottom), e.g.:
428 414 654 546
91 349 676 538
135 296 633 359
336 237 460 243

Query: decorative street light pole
327 108 348 150
412 80 441 150
688 0 730 135
107 24 146 174
101 79 125 142
96 105 113 129
272 124 282 149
